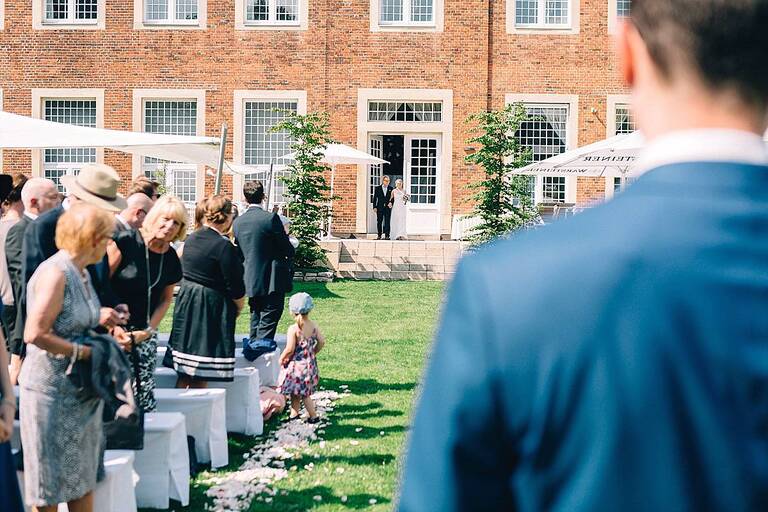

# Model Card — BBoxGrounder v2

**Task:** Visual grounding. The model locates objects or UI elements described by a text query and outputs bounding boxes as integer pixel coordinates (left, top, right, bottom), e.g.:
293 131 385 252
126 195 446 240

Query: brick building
0 0 633 238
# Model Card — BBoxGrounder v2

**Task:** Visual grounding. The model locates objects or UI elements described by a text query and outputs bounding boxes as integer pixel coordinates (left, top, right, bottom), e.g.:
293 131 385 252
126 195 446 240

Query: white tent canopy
0 111 222 168
514 131 645 178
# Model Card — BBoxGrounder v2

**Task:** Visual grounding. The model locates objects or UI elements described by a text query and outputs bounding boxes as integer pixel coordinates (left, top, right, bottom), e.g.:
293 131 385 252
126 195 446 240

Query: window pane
617 0 631 17
367 101 442 122
43 99 97 192
142 100 198 209
76 0 98 20
615 104 635 135
145 0 169 20
45 0 69 20
380 0 403 22
542 176 566 203
517 104 569 161
515 0 538 25
276 0 298 21
545 0 569 24
246 0 269 20
411 0 433 22
176 0 198 20
409 138 437 205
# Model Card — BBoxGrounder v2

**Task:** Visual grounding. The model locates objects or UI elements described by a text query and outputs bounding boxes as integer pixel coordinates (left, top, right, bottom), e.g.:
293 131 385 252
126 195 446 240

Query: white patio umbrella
273 143 388 238
514 131 646 179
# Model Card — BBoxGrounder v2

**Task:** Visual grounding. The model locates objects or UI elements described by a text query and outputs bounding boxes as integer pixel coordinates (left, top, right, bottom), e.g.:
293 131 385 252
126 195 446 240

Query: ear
616 19 636 89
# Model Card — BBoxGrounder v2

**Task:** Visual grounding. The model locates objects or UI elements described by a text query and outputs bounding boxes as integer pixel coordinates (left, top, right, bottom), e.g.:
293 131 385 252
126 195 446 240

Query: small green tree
465 103 538 246
272 111 333 268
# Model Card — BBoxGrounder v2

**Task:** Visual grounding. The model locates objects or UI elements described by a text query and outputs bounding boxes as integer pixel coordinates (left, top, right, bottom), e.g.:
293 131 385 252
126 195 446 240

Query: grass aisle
157 280 444 511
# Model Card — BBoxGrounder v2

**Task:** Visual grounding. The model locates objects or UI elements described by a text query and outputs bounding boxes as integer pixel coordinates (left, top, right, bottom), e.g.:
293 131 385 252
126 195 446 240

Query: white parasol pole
326 164 335 240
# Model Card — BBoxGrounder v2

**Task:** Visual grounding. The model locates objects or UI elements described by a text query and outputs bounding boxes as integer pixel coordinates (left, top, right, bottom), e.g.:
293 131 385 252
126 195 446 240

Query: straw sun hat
61 163 127 212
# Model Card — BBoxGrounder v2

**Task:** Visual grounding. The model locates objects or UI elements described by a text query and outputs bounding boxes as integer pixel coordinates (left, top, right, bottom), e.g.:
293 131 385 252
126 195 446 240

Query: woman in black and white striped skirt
166 195 245 387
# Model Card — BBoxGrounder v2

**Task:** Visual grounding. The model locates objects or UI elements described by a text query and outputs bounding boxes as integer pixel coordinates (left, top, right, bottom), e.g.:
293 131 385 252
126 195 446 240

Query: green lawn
156 280 444 511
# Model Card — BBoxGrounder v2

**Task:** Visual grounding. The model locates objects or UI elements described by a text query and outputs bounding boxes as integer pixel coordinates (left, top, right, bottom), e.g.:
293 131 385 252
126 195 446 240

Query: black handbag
104 333 145 450
269 257 294 295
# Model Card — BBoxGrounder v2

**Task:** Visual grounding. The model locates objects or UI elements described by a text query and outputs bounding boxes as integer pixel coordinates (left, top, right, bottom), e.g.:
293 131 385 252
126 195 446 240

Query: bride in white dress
390 178 409 241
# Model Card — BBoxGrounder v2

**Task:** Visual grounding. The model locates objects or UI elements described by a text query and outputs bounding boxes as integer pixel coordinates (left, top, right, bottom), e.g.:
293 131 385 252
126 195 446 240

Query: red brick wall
0 0 625 229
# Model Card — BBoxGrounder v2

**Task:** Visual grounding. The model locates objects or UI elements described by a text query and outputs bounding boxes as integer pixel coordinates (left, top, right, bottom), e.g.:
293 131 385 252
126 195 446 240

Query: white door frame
366 134 384 233
404 134 441 235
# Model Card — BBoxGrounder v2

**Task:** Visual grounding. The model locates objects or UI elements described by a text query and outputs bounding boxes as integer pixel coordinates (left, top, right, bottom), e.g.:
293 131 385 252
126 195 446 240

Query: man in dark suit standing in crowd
5 178 60 385
399 1 768 511
233 180 296 342
372 175 394 240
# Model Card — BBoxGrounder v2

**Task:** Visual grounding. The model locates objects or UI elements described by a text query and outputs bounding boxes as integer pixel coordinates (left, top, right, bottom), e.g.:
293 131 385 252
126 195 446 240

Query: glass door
404 135 440 234
367 135 384 234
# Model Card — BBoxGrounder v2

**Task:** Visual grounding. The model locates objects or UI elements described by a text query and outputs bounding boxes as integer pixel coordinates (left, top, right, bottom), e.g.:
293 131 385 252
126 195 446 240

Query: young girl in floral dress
278 292 326 423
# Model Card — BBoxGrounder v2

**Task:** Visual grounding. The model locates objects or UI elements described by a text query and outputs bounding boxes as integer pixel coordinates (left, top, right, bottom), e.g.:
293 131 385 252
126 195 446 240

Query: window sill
507 24 578 35
236 22 305 31
135 21 205 30
372 23 440 33
38 21 102 30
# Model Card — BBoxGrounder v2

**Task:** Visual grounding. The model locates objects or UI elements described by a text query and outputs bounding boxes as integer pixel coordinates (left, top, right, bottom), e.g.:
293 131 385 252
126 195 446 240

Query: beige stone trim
356 88 453 235
234 0 308 30
33 0 106 30
506 0 579 35
134 0 207 30
505 93 580 204
0 1 5 31
369 0 444 33
606 93 632 137
131 89 207 202
231 90 308 201
30 88 105 177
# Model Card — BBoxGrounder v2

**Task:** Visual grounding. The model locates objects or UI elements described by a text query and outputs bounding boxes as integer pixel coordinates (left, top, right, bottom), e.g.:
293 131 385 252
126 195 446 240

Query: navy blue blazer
232 206 295 298
22 205 117 308
399 162 768 512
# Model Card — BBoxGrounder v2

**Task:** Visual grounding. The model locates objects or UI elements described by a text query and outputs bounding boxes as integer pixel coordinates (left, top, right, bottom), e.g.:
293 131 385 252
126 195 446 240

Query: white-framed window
608 0 630 34
43 99 98 192
44 0 97 23
614 104 635 135
518 104 569 161
142 99 199 209
242 99 299 204
367 101 442 122
617 0 630 17
235 0 306 29
34 0 105 29
144 0 198 23
508 0 578 34
542 176 566 203
380 0 434 25
408 137 439 205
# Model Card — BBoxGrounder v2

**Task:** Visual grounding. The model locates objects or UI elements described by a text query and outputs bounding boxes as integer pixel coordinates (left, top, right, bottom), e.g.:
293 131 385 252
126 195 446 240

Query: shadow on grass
249 485 390 511
292 281 343 299
322 377 416 395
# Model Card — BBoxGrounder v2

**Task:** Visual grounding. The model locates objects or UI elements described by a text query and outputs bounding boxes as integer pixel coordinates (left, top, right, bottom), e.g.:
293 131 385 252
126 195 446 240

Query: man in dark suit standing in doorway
233 180 296 342
372 175 394 240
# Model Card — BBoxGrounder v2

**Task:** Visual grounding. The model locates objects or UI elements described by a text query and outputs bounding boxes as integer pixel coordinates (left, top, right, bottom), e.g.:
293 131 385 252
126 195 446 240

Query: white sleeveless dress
390 188 408 240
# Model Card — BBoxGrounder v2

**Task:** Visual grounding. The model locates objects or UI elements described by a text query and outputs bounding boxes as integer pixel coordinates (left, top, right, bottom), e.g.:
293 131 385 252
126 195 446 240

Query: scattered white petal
264 497 273 503
380 431 385 436
350 440 360 446
355 427 363 432
313 495 323 502
370 498 378 505
341 495 348 503
336 467 345 474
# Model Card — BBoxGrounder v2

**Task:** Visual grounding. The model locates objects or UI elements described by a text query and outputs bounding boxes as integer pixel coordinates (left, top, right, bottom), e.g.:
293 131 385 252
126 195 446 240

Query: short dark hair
243 180 265 205
128 177 160 199
632 0 768 110
3 174 27 206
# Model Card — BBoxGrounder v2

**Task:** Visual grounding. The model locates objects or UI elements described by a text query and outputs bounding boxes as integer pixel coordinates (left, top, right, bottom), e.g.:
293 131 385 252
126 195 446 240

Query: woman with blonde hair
107 195 185 412
166 195 245 388
20 204 116 512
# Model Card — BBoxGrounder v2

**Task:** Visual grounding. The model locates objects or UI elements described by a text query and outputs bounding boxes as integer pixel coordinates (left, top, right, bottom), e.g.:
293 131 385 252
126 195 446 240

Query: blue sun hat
289 292 314 315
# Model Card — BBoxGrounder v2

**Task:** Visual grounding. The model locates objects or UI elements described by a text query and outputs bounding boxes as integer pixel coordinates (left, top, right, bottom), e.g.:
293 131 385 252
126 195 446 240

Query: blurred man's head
21 178 60 215
618 0 768 139
120 193 154 229
243 180 265 205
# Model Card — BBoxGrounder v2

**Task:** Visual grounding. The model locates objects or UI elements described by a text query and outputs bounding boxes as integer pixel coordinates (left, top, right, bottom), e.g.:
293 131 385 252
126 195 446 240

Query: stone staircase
320 240 465 281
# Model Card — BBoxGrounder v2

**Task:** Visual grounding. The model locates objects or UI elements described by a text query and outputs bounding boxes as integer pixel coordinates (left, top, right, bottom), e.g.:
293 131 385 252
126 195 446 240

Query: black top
111 228 182 329
232 206 295 298
181 227 245 300
372 184 394 210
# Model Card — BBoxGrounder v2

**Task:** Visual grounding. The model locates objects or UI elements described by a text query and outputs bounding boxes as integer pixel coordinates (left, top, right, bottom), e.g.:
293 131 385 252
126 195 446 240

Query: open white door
404 135 441 235
367 135 384 234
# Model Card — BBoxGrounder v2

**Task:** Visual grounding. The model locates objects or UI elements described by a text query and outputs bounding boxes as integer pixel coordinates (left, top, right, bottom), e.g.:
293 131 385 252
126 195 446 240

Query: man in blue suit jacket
399 1 768 510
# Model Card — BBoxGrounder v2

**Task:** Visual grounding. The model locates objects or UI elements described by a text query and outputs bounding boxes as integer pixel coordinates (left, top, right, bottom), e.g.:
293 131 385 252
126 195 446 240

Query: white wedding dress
390 188 408 240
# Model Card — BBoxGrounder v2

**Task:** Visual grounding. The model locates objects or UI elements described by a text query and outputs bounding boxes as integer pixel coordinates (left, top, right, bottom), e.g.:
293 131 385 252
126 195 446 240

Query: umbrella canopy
514 131 645 178
277 142 389 166
0 111 222 168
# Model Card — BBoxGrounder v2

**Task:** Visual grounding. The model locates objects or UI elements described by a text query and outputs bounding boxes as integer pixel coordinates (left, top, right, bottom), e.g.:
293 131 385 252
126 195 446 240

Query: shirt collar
636 129 768 175
24 211 38 221
247 204 263 210
62 197 71 211
116 215 132 230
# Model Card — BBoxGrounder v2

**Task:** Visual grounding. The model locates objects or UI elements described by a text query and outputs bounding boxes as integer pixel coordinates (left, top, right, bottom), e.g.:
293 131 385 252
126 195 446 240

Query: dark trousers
1 303 20 356
376 207 392 237
249 292 286 341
